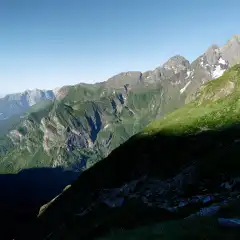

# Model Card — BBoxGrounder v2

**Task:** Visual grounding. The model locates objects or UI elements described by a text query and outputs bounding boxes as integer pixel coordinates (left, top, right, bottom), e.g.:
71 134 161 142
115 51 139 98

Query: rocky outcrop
185 35 240 102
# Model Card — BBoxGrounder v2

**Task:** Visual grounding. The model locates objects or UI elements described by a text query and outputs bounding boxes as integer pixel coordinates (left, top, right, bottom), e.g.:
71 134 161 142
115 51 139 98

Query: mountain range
0 35 240 174
1 35 240 239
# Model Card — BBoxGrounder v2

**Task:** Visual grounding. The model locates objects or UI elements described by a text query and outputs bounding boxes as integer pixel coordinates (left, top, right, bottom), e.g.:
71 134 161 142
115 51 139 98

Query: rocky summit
1 35 240 239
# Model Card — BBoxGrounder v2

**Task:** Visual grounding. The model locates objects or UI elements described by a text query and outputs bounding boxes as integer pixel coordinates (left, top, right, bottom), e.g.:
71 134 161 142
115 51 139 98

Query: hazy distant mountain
0 89 55 121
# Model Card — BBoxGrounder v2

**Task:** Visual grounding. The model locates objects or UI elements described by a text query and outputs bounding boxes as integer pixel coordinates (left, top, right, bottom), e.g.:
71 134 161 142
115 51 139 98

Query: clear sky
0 0 240 94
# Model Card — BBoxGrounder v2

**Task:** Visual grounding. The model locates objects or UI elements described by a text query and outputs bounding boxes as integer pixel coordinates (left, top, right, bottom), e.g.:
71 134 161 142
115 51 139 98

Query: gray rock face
23 89 55 106
182 35 240 102
221 35 240 66
103 36 240 107
4 89 55 106
162 55 191 74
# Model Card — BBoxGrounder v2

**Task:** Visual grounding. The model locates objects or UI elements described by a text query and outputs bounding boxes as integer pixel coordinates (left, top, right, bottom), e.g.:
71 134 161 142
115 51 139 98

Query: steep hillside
1 35 240 175
15 64 240 240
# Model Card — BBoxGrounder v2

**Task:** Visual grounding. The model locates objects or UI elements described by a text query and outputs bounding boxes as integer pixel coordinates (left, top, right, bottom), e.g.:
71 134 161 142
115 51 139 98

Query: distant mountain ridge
0 88 55 122
1 35 240 174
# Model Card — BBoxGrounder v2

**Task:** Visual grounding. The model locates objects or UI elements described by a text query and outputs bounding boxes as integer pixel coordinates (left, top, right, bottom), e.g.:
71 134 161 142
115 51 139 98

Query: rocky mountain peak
0 89 55 120
205 43 219 54
206 44 219 51
163 55 190 70
220 35 240 66
20 89 55 106
192 43 229 82
163 55 190 73
202 44 220 65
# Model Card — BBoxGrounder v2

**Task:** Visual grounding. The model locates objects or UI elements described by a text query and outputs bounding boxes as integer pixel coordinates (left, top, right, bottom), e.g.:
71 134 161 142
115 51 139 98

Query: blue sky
0 0 240 94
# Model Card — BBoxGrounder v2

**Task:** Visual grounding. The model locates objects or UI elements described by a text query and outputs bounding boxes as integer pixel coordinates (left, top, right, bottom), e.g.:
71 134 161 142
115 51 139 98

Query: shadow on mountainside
0 167 80 240
18 123 240 240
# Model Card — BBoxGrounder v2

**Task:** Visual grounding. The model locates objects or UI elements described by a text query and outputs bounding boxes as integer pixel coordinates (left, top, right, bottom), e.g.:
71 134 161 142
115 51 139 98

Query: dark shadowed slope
0 167 79 240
